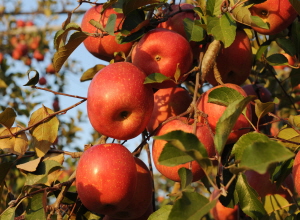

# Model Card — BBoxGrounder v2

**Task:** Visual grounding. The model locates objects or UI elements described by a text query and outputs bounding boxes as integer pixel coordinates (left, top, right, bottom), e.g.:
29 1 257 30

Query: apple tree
1 0 300 219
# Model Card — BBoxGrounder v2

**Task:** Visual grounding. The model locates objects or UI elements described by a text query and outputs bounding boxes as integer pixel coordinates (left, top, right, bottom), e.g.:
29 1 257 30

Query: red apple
25 21 34 26
131 28 193 89
46 63 55 74
29 36 40 50
274 53 296 70
292 151 300 197
152 117 215 182
205 29 252 86
87 62 154 140
0 52 3 64
242 84 273 127
16 19 25 27
146 87 192 134
76 144 137 216
249 0 298 35
81 5 134 62
13 43 28 59
158 3 198 39
39 77 47 85
245 170 294 202
197 83 252 144
23 56 32 66
33 49 44 61
109 157 153 219
210 190 239 220
52 97 60 112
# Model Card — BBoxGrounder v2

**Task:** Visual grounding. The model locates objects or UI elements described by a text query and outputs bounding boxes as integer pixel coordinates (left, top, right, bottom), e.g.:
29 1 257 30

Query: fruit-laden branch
0 99 86 140
0 149 83 158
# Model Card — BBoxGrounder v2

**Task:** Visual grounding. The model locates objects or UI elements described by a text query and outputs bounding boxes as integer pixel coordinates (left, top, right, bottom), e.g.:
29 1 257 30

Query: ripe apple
242 84 273 127
0 52 3 64
205 29 252 86
146 87 192 133
292 151 300 197
131 28 193 89
16 19 25 27
52 97 60 112
249 0 298 35
46 63 55 74
152 117 215 182
29 36 40 50
39 77 47 85
33 49 44 61
25 21 34 26
12 43 28 60
109 157 153 219
274 53 296 70
210 190 239 220
245 170 294 202
197 83 252 144
76 143 137 216
87 62 154 140
81 5 134 62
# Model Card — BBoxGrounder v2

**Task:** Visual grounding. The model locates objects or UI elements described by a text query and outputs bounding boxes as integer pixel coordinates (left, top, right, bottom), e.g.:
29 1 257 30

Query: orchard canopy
1 0 300 219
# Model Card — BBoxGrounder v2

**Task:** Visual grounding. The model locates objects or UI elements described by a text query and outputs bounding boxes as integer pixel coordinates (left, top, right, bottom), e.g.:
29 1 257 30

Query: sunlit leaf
53 31 88 73
208 87 244 107
148 205 172 220
178 167 193 190
28 106 59 157
43 153 64 186
206 0 222 16
16 157 42 172
0 127 28 156
54 22 82 50
144 73 171 84
0 197 26 220
0 108 17 129
25 192 46 219
80 64 106 82
105 14 117 35
0 79 7 88
254 100 275 124
277 127 300 151
263 194 289 218
255 40 271 61
183 18 205 42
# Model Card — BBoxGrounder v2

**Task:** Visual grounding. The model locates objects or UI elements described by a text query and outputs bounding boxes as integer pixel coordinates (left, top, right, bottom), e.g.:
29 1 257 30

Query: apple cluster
78 0 299 219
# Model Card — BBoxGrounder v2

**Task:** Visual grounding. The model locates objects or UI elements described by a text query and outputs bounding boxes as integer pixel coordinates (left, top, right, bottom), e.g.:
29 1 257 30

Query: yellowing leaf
16 157 42 172
43 153 64 186
0 127 28 156
0 108 17 129
0 79 7 88
28 107 59 157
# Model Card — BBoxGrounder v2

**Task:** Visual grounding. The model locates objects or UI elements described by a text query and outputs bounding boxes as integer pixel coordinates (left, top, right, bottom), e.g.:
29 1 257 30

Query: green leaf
0 161 13 203
122 0 162 15
158 142 194 166
154 130 212 175
214 96 253 155
263 194 290 218
105 14 117 35
235 174 267 219
148 205 172 220
276 38 297 56
24 160 62 186
231 4 269 30
144 73 171 84
23 70 39 86
290 68 300 88
208 87 244 107
207 13 237 48
80 64 106 82
231 132 294 174
28 106 59 157
206 0 222 16
277 127 300 151
25 192 46 219
53 31 88 73
54 22 82 50
266 53 289 66
288 115 300 128
255 40 271 61
0 108 17 129
89 19 105 32
219 169 239 208
76 204 105 220
183 18 205 42
254 100 275 125
168 191 217 220
0 197 26 220
178 167 193 190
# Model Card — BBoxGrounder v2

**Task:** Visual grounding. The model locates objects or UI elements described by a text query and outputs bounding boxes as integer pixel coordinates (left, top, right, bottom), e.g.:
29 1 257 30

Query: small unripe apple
205 29 252 86
249 0 298 35
152 117 215 182
76 144 138 216
87 62 154 140
132 28 193 89
39 77 47 85
197 83 252 144
110 157 153 219
81 5 134 62
146 87 192 133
